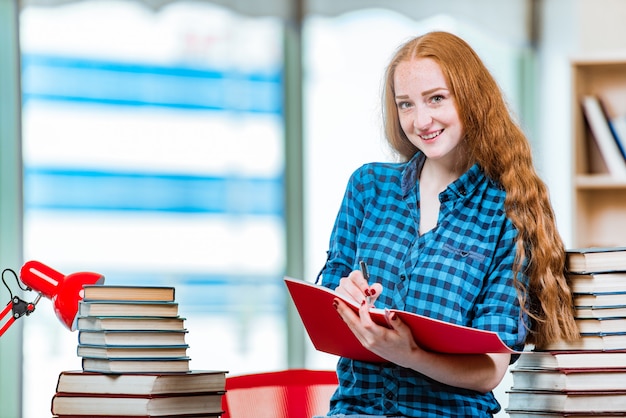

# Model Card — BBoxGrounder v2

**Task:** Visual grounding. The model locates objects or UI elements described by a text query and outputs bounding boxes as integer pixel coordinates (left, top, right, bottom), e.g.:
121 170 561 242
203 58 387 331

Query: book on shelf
573 291 626 308
50 391 224 416
82 357 191 374
77 316 186 332
516 350 626 370
566 247 626 274
599 88 626 162
510 367 626 391
78 330 188 346
507 389 626 413
284 277 515 362
55 370 227 396
83 285 176 302
79 301 179 317
580 95 626 177
575 317 626 334
77 344 189 359
568 272 626 294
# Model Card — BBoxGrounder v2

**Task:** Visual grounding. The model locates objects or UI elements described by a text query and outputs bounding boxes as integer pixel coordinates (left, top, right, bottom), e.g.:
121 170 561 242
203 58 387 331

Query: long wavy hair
382 31 578 347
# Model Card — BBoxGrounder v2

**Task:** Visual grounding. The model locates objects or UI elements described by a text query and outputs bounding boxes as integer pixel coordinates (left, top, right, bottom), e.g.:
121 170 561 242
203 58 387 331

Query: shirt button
385 392 394 400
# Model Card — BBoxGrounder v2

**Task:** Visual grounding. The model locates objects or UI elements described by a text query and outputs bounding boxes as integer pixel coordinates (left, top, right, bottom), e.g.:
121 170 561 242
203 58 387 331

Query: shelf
575 175 626 189
571 56 626 248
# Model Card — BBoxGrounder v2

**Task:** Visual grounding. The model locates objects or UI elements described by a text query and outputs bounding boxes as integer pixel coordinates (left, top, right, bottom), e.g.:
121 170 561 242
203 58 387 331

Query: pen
359 260 371 305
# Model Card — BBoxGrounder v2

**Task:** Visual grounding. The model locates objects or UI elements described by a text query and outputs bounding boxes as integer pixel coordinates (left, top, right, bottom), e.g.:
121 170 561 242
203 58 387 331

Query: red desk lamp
0 260 105 337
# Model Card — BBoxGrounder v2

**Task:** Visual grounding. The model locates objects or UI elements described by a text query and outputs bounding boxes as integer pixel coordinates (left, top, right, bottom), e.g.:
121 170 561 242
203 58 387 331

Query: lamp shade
20 260 105 330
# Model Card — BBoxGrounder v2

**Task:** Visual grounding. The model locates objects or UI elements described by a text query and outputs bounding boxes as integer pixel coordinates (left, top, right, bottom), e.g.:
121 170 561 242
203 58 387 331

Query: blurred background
1 0 626 417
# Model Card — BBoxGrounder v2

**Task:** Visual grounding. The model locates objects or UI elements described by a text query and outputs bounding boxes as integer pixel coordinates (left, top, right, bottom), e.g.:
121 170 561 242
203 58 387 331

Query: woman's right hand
335 269 383 307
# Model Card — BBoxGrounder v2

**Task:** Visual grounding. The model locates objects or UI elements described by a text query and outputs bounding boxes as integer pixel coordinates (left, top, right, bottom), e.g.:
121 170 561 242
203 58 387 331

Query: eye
396 101 412 110
429 94 445 104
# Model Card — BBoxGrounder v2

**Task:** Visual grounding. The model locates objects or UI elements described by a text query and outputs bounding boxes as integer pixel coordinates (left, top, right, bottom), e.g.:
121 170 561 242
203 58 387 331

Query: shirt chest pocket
438 242 491 303
403 242 493 323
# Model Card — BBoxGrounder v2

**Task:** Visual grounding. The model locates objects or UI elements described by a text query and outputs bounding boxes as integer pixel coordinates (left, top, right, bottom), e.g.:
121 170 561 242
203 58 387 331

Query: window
20 2 284 417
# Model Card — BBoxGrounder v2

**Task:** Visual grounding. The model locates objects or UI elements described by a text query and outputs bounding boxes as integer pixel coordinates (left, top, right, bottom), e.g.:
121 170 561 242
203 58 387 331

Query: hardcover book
575 317 626 334
599 88 626 163
82 285 176 302
573 292 626 308
77 316 186 332
566 247 626 274
78 330 188 347
55 370 227 395
507 410 626 417
575 305 626 319
580 95 626 177
284 277 515 363
52 415 220 418
81 357 191 374
77 344 189 359
51 391 223 416
507 389 626 413
516 350 626 370
79 301 179 318
510 367 626 391
537 333 626 351
568 272 626 293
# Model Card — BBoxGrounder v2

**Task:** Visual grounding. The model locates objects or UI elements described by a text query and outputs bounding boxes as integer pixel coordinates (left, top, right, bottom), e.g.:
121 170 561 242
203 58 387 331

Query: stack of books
76 285 190 374
507 247 626 417
50 285 227 417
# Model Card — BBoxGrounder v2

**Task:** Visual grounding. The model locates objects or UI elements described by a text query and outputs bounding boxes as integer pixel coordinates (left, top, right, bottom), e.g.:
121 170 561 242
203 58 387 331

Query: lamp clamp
10 295 36 319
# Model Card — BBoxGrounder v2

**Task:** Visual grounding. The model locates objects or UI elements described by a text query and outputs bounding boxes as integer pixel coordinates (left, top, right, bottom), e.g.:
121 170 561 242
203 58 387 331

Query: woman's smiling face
393 57 465 163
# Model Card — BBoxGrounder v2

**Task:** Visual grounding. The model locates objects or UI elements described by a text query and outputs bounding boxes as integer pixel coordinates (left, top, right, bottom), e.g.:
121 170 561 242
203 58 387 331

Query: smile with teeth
420 130 443 140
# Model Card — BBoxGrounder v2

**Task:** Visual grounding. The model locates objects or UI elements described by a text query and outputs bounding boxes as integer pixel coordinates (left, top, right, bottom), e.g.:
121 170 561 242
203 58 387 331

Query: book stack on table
50 285 227 417
50 370 226 418
507 247 626 417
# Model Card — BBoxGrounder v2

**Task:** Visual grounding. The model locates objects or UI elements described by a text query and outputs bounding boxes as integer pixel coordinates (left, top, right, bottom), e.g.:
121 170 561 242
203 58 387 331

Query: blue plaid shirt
318 152 528 417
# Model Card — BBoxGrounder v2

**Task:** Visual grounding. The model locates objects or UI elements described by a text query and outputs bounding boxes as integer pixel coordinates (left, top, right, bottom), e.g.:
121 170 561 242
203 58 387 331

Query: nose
413 106 433 131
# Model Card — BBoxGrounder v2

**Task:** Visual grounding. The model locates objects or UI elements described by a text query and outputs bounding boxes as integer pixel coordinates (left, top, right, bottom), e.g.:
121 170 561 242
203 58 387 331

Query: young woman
315 31 579 417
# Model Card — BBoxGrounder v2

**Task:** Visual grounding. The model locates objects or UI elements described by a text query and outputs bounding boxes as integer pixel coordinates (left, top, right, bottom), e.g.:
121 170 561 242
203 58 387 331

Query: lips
420 129 443 141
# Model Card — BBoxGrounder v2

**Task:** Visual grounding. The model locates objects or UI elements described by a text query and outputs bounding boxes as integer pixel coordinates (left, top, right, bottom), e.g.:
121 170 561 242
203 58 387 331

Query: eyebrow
421 87 448 97
395 87 449 100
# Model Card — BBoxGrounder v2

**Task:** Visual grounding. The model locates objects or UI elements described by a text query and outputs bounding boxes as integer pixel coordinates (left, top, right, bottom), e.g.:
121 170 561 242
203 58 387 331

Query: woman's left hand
333 297 421 367
334 297 511 393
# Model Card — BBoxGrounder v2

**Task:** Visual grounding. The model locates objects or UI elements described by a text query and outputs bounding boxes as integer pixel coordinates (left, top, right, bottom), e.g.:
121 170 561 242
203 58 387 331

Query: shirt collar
401 152 485 199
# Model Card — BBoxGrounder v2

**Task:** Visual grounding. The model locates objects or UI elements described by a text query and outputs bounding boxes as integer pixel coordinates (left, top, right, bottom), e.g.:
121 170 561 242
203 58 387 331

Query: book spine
582 95 626 177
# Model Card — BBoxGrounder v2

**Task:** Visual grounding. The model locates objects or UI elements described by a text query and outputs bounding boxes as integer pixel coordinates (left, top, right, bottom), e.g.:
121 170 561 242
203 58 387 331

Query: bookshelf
571 55 626 247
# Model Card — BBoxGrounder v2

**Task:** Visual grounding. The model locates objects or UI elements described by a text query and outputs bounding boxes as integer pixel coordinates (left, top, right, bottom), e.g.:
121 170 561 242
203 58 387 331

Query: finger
337 270 370 303
334 297 373 346
335 297 376 335
349 269 370 293
333 297 359 325
367 283 384 306
384 310 411 337
358 296 376 327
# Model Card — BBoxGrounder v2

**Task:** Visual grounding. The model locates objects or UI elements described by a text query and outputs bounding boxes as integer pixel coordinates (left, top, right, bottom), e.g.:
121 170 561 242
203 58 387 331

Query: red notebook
285 277 516 362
